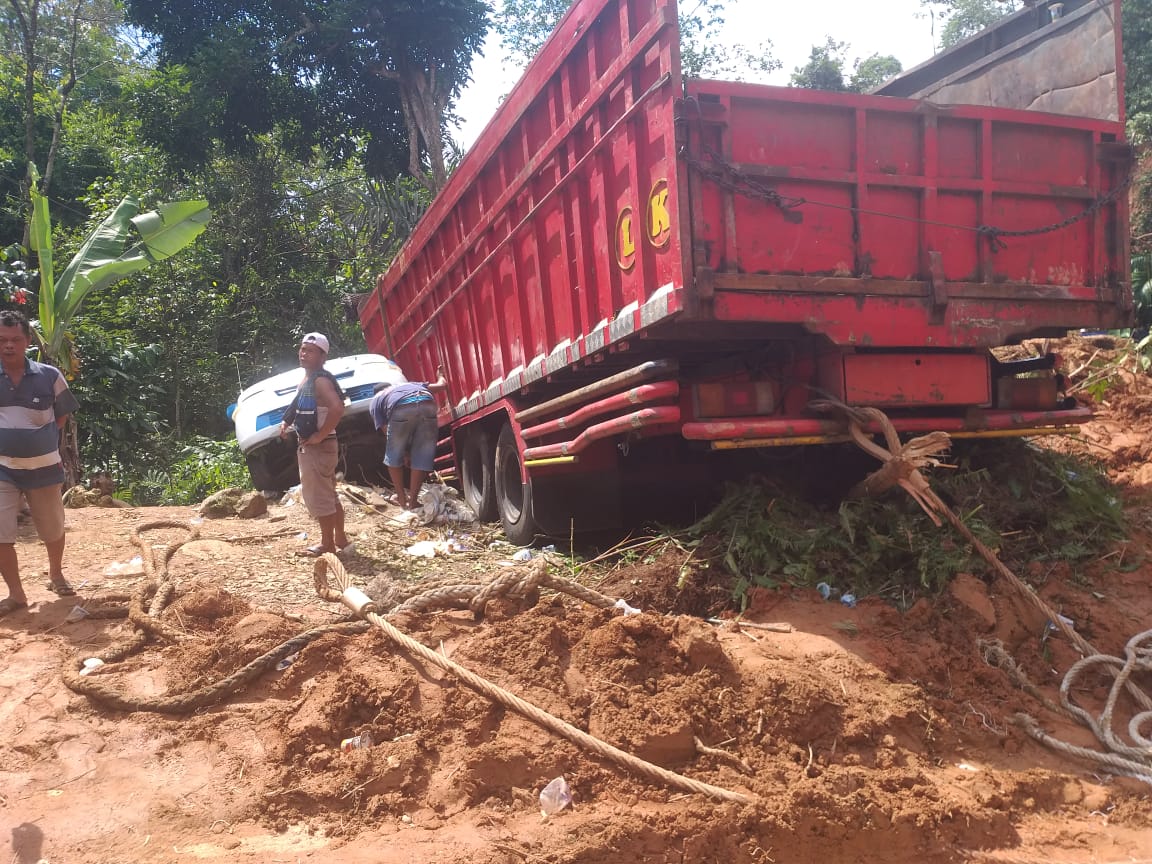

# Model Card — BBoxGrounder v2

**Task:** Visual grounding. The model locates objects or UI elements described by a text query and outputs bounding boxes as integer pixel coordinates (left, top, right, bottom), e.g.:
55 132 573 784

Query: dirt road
3 391 1152 862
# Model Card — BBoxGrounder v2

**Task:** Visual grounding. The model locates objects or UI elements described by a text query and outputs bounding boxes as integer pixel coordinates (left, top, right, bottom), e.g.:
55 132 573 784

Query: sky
453 0 940 149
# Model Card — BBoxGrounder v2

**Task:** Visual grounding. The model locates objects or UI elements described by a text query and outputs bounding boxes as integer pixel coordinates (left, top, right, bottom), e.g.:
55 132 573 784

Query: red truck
359 0 1130 543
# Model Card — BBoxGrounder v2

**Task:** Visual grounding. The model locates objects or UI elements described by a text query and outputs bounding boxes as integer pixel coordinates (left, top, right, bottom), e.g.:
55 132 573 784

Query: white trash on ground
539 776 572 815
103 555 144 577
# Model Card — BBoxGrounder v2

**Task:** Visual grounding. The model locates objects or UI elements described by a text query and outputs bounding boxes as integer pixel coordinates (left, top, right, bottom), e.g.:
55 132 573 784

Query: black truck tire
493 423 538 546
459 426 497 522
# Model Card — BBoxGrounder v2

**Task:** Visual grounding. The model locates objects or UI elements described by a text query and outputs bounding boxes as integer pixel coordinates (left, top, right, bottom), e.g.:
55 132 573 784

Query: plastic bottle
340 731 374 752
539 776 572 815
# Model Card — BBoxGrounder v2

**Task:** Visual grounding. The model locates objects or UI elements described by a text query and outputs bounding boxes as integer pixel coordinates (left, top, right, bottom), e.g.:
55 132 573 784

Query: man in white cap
279 332 353 557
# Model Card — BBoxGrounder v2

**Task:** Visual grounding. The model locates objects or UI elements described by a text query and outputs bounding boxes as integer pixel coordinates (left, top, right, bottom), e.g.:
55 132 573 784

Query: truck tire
494 423 538 545
459 427 497 522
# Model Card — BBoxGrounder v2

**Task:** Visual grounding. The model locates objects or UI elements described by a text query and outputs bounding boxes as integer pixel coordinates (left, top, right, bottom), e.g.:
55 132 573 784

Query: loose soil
3 337 1152 863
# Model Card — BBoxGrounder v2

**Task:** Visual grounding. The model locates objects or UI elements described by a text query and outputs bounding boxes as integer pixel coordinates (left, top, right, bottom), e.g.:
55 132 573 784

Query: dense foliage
680 442 1125 609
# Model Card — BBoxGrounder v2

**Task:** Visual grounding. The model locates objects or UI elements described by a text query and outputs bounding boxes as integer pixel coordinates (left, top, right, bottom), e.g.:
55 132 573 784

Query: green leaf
35 195 212 360
129 200 212 260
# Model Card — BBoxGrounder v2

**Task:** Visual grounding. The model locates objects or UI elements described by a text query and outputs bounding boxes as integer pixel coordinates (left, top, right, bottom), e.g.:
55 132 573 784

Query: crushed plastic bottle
340 731 374 752
816 582 833 601
64 605 90 623
840 593 857 608
539 776 572 816
511 548 533 562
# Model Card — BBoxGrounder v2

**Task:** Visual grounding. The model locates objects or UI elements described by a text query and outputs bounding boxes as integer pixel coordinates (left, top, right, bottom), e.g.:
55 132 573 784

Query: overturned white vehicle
230 354 408 490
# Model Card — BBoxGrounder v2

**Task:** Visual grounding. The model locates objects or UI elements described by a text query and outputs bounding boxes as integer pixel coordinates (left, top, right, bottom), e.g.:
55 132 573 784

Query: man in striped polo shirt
0 310 79 618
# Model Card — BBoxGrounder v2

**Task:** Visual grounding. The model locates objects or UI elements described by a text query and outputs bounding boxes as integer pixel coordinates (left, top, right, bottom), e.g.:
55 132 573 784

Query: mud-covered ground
2 336 1152 864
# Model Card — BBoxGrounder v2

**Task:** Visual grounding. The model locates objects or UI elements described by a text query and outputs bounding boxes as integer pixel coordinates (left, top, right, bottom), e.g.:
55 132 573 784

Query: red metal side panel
362 0 686 415
682 82 1129 347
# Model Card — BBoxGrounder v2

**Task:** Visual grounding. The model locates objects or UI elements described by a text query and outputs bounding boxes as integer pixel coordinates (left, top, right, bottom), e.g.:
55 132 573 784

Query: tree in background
122 0 488 192
1124 0 1152 252
921 0 1023 49
790 39 903 93
1 0 130 241
496 0 780 80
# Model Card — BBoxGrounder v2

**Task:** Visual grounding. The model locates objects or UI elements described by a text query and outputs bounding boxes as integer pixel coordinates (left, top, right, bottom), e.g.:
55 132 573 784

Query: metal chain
680 144 807 222
977 171 1134 251
682 142 1131 253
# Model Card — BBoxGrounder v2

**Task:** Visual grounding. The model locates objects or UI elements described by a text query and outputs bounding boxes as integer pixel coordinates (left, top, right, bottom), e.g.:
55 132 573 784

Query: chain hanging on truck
679 142 807 223
975 171 1134 252
681 127 1132 253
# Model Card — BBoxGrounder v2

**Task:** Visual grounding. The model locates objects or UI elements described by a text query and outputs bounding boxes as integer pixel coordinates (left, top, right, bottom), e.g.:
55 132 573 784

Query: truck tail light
694 381 776 418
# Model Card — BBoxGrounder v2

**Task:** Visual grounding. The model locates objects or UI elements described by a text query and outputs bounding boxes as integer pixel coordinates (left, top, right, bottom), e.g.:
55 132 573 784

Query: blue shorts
384 400 438 472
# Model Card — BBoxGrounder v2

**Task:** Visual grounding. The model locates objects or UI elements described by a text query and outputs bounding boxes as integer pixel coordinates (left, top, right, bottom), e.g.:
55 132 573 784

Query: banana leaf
27 162 211 361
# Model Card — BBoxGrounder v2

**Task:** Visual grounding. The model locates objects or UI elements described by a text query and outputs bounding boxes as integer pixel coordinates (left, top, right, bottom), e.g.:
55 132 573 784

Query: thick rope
62 520 369 713
817 402 1152 781
62 620 370 713
314 555 752 804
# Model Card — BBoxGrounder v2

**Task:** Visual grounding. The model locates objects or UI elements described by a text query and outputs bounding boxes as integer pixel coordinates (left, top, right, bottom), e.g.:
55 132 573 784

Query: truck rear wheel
459 427 497 522
494 423 538 545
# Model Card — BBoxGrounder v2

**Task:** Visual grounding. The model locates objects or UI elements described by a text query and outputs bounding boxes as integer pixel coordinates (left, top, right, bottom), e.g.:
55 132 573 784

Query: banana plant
26 162 212 372
25 163 212 485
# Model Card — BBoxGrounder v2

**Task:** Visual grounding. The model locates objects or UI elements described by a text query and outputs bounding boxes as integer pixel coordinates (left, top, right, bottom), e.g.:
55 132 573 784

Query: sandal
47 579 76 597
295 545 329 558
0 597 29 618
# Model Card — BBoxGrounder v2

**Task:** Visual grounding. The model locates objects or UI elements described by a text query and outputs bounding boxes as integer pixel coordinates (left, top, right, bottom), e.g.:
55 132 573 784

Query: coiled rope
313 554 752 804
62 520 369 712
816 403 1152 784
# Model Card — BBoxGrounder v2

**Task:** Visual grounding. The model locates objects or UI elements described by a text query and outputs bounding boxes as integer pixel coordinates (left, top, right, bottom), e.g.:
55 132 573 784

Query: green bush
680 440 1125 610
123 437 250 505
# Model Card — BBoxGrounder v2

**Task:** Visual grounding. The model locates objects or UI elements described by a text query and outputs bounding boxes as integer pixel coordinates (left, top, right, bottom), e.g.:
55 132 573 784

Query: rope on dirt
62 619 370 713
817 402 1152 783
61 520 371 714
387 561 619 617
313 555 753 805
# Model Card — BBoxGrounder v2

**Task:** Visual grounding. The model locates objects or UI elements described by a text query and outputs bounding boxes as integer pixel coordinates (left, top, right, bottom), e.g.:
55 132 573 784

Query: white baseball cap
300 332 329 354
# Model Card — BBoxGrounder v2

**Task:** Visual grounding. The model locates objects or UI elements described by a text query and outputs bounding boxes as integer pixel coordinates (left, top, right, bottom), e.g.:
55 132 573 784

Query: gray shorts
0 481 65 545
384 400 438 472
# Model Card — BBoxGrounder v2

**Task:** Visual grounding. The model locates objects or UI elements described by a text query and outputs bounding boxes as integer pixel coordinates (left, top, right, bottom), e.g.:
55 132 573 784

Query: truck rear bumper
682 407 1093 448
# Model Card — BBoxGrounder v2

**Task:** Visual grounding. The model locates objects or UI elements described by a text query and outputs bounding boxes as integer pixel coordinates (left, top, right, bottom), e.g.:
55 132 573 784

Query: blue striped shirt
0 359 80 488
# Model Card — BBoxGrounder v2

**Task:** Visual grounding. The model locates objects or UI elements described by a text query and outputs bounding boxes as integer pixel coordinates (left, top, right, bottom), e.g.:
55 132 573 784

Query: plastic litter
511 548 533 562
407 485 478 526
816 582 833 601
539 776 572 815
614 598 642 616
103 555 144 577
275 652 299 671
78 658 104 677
1044 613 1076 636
65 605 89 623
340 731 374 752
404 538 466 558
840 593 857 608
541 544 556 554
